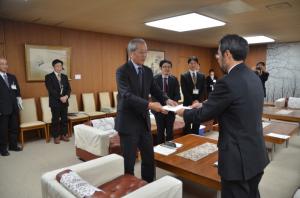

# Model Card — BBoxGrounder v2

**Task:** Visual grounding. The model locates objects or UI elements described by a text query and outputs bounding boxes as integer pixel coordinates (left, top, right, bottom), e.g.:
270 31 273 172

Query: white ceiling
0 0 299 47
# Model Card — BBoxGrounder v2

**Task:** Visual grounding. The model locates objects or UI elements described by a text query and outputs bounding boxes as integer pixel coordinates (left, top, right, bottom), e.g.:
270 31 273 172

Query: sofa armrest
41 154 124 198
123 176 182 198
74 124 112 156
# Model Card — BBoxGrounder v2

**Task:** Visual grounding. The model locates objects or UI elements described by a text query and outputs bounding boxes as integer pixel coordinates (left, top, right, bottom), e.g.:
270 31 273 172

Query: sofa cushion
56 169 105 198
98 174 147 197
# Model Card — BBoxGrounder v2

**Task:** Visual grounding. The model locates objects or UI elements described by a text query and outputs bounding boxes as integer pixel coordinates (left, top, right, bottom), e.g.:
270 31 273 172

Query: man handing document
115 38 177 182
176 34 269 198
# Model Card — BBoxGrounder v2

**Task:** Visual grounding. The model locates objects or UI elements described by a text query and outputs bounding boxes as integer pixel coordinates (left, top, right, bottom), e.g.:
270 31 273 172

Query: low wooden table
208 121 299 160
263 120 299 159
263 106 300 123
154 134 221 190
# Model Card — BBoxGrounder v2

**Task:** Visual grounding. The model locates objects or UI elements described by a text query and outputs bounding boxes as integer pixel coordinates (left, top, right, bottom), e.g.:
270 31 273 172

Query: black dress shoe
9 146 22 151
1 150 10 156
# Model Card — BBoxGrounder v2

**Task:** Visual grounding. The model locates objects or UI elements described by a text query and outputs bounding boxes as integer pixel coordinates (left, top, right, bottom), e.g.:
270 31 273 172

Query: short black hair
256 61 265 66
52 59 63 66
219 34 249 61
188 56 198 64
159 59 172 68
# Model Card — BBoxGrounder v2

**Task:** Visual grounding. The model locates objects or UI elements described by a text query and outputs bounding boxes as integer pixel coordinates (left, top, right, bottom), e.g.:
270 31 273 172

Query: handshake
148 100 203 116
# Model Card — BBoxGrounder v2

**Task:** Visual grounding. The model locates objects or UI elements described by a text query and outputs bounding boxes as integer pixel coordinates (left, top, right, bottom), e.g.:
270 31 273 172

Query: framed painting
144 50 165 76
25 44 71 81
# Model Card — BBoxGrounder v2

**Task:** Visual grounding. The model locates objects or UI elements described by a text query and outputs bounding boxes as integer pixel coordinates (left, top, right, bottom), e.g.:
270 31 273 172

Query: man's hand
17 97 23 110
176 108 185 117
190 102 202 109
149 102 168 114
166 99 178 106
60 95 68 103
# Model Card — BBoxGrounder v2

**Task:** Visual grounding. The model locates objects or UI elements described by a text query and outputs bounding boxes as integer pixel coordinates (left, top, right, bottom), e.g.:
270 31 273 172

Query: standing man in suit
177 34 269 198
0 57 23 156
180 56 206 134
45 59 71 144
152 59 181 144
255 62 269 97
206 69 218 96
115 38 177 182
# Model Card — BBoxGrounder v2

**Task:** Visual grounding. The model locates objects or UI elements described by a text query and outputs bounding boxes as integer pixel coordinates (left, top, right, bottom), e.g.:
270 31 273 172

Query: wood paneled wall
0 19 267 119
1 19 224 119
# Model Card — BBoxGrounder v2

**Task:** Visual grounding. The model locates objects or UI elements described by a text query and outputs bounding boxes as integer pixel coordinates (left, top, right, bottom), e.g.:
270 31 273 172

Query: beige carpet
0 130 299 198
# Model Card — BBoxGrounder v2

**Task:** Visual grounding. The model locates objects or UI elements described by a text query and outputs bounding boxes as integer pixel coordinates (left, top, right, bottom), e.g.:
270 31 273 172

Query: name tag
193 89 199 94
11 84 17 90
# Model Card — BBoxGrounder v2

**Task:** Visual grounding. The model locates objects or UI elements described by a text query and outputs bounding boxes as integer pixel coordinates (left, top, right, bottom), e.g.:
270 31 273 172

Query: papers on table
163 104 191 112
262 122 271 128
214 161 218 167
154 142 183 156
266 133 290 139
154 145 176 156
275 109 293 115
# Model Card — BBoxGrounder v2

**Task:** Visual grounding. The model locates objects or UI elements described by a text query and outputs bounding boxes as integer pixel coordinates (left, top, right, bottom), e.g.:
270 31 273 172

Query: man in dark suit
180 56 206 134
206 69 218 96
45 59 71 144
115 38 177 182
177 34 269 198
0 57 23 156
255 62 269 97
152 60 181 144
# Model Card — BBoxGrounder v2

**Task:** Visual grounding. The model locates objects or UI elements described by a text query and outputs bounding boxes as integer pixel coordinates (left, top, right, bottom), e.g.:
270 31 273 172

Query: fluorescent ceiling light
145 13 225 32
244 36 275 44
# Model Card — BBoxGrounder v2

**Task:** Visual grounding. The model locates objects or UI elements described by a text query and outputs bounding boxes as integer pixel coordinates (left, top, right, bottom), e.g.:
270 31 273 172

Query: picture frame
144 50 165 76
25 44 71 81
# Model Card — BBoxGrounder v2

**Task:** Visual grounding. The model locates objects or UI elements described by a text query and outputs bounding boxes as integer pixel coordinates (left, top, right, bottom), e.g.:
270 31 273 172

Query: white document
154 145 177 156
262 122 271 128
276 109 293 115
175 143 183 148
163 104 191 112
266 133 290 139
214 161 218 167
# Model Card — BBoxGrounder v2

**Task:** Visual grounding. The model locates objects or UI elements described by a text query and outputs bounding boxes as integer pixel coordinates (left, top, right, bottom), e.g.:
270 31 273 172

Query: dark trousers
221 172 264 198
183 121 200 135
50 106 68 138
0 113 19 151
120 129 155 183
153 112 175 144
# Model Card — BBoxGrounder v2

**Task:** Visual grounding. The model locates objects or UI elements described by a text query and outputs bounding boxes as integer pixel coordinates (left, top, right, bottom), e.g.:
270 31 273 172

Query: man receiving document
176 34 269 198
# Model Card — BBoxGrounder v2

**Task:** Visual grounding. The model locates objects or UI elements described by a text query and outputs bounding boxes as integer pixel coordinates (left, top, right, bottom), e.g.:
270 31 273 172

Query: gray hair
127 38 146 53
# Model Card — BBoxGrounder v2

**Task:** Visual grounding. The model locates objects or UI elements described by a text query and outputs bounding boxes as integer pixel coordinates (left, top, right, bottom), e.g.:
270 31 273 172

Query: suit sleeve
261 72 269 82
180 74 192 103
13 75 21 97
45 75 60 99
173 77 181 101
183 79 232 124
64 76 71 98
116 67 149 114
150 77 169 105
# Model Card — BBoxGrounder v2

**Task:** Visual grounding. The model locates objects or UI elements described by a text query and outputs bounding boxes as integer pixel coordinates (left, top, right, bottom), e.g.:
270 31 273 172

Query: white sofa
41 154 182 198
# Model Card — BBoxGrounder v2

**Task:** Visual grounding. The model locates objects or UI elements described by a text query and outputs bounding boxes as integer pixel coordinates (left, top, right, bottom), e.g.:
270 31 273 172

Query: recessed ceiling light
244 36 275 44
145 13 225 32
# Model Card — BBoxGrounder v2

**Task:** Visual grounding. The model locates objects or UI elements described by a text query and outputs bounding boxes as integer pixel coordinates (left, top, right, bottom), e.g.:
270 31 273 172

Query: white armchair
41 154 182 198
274 98 286 108
287 97 300 109
74 117 120 160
